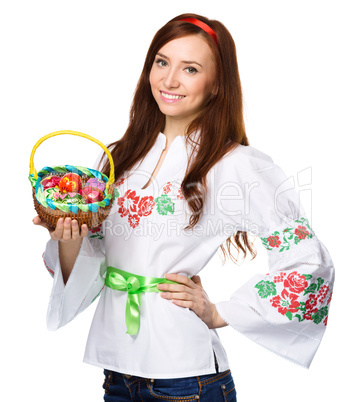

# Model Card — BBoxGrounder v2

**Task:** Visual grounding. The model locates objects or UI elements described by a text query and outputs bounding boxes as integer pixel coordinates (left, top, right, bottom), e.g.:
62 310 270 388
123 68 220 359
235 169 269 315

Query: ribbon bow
105 267 178 336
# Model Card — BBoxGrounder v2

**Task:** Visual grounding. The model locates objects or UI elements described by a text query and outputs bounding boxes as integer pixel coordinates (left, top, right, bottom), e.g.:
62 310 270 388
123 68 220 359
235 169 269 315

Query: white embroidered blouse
43 132 335 378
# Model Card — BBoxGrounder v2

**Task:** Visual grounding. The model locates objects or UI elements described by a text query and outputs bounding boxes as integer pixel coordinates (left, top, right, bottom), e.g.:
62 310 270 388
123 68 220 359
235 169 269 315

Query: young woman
33 13 335 401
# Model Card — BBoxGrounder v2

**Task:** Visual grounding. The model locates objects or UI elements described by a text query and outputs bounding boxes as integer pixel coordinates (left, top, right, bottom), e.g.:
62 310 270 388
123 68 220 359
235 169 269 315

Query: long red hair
100 13 256 264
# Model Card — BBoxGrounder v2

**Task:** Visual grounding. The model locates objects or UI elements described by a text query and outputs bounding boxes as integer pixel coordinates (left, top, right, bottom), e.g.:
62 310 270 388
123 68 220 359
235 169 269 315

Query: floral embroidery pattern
260 217 314 252
116 181 182 228
163 181 184 199
115 178 125 187
117 190 156 228
154 194 175 215
255 271 332 325
89 223 104 240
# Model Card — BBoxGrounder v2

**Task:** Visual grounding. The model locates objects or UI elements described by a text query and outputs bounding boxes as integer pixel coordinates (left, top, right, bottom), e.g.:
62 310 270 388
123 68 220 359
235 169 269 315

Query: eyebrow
156 52 203 68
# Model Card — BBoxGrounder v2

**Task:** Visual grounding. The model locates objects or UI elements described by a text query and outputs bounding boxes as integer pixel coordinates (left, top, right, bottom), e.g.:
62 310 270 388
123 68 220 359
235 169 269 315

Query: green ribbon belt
104 266 179 336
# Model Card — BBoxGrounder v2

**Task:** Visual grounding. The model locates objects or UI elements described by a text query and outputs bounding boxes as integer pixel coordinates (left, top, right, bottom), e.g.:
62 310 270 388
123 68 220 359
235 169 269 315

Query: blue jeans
103 368 237 401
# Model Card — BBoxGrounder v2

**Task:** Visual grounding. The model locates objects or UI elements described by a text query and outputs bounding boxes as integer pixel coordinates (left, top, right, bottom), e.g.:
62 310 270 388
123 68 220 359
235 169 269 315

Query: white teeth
161 91 185 100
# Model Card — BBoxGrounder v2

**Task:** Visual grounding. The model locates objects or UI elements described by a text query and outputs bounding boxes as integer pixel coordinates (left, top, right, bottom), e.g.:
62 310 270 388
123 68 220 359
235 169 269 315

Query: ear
211 85 219 96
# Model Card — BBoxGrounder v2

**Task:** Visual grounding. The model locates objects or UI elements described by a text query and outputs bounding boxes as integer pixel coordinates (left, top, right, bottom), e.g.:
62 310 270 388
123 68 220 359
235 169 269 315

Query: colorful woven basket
29 130 115 230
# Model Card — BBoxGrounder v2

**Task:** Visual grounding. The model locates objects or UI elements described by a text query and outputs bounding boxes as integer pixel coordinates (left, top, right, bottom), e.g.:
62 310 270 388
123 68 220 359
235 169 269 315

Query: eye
155 58 168 67
185 67 198 75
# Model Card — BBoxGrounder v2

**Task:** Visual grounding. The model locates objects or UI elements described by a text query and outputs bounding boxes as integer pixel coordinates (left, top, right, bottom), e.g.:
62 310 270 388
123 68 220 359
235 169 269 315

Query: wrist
208 304 228 329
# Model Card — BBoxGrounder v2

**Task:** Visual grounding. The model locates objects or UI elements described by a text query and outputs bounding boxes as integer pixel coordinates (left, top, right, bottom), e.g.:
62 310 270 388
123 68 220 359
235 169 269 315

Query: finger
191 275 202 287
160 289 193 301
62 217 73 241
32 215 51 230
171 299 195 309
32 215 42 225
80 224 89 238
71 219 80 240
158 283 194 294
164 273 196 288
53 218 64 239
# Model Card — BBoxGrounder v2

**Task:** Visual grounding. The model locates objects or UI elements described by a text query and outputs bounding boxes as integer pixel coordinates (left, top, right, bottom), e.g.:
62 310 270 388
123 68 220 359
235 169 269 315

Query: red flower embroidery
177 188 184 199
270 289 300 316
137 196 155 217
318 285 329 303
267 235 281 248
281 289 301 312
128 214 140 228
90 224 102 233
117 189 140 217
115 177 125 187
305 294 318 311
294 225 309 239
163 182 172 194
327 292 333 305
274 272 286 283
270 295 285 314
323 316 328 326
283 271 308 294
304 308 318 321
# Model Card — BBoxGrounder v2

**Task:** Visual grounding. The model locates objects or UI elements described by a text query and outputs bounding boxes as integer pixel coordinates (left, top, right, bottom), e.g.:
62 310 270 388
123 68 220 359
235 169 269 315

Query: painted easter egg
85 178 106 192
59 173 82 193
41 175 61 190
80 186 105 204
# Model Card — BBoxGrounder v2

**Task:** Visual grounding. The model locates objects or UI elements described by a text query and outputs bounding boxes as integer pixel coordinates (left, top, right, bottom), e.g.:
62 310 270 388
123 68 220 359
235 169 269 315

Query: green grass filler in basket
29 130 116 230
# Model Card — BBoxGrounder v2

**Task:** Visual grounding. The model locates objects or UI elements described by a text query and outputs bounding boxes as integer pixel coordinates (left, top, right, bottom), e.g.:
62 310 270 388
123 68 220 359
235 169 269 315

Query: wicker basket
29 130 115 230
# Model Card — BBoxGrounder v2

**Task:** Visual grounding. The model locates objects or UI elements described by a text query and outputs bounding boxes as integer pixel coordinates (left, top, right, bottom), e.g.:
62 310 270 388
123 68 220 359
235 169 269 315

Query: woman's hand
32 215 88 242
157 273 228 329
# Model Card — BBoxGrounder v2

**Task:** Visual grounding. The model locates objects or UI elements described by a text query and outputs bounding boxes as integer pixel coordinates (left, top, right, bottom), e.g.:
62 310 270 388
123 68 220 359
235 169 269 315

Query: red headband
180 18 218 45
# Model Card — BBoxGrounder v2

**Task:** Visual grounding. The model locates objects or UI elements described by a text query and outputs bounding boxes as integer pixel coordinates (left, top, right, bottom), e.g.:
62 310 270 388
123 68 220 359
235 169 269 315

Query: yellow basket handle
29 130 115 184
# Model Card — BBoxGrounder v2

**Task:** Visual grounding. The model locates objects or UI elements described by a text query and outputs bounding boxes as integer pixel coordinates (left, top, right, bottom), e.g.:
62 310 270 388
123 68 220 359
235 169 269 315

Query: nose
163 67 180 89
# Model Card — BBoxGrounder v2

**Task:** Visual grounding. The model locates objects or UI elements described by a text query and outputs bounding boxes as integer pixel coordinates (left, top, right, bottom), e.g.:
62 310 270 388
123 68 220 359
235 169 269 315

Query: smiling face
149 35 217 128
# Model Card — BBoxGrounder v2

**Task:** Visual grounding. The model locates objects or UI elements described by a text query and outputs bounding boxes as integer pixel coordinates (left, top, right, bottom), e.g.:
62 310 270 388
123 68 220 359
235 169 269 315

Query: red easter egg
41 175 61 190
59 173 82 193
80 186 105 204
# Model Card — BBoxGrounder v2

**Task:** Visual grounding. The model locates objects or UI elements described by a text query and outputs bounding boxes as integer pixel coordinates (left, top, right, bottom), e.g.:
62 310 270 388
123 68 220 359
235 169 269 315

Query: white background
0 0 347 401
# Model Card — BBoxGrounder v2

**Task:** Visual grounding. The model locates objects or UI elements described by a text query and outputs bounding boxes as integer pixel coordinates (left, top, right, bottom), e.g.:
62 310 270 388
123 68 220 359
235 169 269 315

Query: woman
33 13 335 401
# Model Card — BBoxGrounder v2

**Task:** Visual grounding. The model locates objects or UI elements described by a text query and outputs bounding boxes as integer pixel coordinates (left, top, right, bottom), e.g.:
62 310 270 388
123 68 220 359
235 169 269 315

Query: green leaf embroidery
255 280 277 298
285 311 293 320
295 314 305 322
312 306 328 324
303 283 318 296
89 234 104 239
297 302 307 313
154 194 175 216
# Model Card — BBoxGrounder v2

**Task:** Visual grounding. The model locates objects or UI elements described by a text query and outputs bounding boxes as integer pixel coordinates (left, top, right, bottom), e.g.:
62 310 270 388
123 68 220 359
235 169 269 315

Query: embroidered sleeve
215 146 335 368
